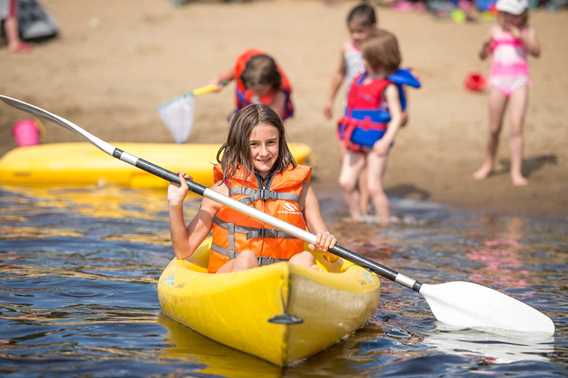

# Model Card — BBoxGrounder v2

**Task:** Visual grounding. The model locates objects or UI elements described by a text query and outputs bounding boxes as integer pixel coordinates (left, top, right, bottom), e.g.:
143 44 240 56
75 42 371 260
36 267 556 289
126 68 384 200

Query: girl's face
249 122 279 177
348 20 375 49
250 83 272 98
499 11 525 30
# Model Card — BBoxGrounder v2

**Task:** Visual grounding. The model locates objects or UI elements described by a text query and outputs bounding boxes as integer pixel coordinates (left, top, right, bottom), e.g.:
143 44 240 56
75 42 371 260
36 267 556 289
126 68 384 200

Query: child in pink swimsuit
473 0 541 186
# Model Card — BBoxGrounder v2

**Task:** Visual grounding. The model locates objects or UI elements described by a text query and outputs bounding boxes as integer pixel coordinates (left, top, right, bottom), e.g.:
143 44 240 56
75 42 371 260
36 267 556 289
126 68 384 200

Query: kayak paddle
0 95 555 336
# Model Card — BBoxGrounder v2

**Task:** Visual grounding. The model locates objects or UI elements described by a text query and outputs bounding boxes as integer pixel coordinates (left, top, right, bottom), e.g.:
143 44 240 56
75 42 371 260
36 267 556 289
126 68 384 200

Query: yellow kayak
0 142 312 188
157 240 380 366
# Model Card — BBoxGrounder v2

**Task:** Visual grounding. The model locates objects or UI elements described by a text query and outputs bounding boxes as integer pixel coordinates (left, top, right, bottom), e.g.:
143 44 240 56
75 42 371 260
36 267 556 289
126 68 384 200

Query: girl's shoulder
490 24 505 38
210 180 229 196
521 25 537 37
343 40 360 54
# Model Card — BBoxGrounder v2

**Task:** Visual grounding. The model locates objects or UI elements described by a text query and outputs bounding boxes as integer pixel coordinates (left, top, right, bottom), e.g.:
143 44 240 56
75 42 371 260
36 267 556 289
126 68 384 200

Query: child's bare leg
358 165 370 216
289 251 315 269
339 151 366 220
508 85 529 186
474 88 508 180
367 152 390 225
217 250 258 273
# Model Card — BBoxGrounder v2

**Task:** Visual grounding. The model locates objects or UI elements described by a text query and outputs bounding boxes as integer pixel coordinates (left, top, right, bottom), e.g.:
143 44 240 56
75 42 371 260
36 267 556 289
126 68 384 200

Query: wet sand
1 0 567 217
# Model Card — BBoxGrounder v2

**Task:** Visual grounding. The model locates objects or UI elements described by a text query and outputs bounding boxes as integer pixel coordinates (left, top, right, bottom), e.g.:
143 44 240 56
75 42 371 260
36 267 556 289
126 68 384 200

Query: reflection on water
423 329 554 364
0 186 567 377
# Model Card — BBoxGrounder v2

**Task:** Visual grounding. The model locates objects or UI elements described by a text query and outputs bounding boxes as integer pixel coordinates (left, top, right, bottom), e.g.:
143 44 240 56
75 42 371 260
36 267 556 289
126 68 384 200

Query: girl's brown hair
362 29 401 75
240 54 282 91
216 104 296 179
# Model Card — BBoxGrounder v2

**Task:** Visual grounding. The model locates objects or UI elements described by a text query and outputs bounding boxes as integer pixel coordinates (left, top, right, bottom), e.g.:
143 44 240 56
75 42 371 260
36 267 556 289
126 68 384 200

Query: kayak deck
157 241 380 366
0 142 312 188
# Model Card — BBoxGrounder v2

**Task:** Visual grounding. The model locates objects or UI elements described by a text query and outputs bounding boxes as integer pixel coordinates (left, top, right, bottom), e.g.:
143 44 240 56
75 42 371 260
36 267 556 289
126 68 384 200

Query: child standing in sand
214 49 294 122
473 0 540 186
324 1 379 216
338 31 404 225
168 104 336 273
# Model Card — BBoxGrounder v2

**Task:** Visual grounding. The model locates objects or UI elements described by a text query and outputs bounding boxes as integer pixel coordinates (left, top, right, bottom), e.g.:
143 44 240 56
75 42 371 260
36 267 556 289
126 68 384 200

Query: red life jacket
233 49 294 120
338 73 391 151
208 164 310 273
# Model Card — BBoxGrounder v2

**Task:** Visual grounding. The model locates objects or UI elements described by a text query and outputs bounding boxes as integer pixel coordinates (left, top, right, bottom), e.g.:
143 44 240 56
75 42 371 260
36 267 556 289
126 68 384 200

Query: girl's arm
270 90 288 121
479 27 494 60
302 184 336 252
323 51 348 120
479 39 492 60
521 27 541 58
213 68 235 90
168 174 223 259
373 84 403 156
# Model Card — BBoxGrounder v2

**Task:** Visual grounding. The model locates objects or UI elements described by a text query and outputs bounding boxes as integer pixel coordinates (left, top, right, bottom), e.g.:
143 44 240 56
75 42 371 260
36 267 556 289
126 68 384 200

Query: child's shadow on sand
497 154 558 177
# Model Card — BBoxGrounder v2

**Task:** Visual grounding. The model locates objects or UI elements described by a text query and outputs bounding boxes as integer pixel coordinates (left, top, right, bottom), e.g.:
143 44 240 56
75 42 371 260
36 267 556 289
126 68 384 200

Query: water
0 186 566 377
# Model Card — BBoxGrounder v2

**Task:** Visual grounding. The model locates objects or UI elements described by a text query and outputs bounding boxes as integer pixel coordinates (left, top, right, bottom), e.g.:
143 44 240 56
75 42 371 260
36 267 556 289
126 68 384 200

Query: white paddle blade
158 94 195 143
420 282 555 336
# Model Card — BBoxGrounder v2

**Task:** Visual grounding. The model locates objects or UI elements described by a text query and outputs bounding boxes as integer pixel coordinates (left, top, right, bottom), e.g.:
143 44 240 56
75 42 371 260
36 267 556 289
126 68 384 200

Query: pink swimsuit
489 27 530 96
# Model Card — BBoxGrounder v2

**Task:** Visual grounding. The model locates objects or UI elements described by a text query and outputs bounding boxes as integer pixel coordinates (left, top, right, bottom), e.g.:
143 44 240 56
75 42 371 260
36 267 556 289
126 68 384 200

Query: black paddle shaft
113 148 423 292
113 148 206 196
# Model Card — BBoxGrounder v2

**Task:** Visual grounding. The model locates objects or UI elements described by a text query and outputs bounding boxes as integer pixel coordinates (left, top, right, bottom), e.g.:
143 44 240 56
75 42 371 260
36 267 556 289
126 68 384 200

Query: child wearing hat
473 0 541 186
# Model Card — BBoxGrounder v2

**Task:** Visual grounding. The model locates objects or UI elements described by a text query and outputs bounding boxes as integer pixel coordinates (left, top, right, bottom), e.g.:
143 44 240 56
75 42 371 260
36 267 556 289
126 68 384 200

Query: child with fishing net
214 49 294 122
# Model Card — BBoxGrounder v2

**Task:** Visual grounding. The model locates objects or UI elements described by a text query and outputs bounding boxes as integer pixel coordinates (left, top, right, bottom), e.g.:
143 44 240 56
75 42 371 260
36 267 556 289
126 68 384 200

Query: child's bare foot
473 164 493 180
512 175 528 186
362 215 390 226
342 215 363 223
8 42 31 54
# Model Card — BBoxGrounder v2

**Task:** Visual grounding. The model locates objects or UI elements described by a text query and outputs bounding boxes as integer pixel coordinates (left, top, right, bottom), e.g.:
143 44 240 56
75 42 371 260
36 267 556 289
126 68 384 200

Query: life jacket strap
229 186 300 203
213 217 297 240
257 256 288 266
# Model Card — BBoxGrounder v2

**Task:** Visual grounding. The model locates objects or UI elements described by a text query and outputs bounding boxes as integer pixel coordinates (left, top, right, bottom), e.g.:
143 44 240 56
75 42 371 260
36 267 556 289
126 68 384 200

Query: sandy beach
1 0 567 218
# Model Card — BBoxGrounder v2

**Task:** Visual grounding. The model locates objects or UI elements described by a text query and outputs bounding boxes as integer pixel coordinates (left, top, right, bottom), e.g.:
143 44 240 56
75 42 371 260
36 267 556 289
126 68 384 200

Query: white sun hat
496 0 529 15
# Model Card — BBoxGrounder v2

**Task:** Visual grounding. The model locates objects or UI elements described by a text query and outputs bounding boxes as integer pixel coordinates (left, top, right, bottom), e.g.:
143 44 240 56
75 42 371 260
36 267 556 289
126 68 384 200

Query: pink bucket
12 119 41 147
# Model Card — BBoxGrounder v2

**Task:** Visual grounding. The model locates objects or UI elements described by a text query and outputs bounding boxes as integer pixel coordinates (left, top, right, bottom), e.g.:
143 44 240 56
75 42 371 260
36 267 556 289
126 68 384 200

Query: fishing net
158 93 195 144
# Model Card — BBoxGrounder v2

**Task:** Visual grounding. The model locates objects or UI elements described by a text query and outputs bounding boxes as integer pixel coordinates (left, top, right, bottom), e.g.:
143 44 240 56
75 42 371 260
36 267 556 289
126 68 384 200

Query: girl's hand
372 139 391 157
509 26 522 39
311 231 337 252
168 173 191 207
323 102 333 120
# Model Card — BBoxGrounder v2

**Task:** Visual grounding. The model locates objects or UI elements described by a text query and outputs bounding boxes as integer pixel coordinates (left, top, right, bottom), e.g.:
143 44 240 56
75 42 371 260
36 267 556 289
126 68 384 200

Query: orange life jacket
208 164 311 273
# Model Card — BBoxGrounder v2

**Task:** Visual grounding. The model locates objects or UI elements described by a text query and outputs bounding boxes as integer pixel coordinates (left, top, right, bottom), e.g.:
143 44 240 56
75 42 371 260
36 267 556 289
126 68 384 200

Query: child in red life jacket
167 104 336 274
338 30 405 225
214 49 294 122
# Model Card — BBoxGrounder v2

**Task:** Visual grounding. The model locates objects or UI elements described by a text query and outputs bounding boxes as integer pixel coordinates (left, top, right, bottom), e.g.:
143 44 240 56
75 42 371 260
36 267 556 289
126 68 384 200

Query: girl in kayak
168 104 336 273
473 0 540 186
338 30 405 225
214 49 294 122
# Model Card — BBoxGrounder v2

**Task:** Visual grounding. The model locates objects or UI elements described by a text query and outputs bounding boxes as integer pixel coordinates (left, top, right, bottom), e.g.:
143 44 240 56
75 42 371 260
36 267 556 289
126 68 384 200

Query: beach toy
451 9 467 23
465 72 487 92
11 118 41 147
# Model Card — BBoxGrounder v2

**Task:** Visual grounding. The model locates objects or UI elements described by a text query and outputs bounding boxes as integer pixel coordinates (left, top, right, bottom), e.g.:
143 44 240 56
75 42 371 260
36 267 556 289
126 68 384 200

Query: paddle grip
330 244 397 281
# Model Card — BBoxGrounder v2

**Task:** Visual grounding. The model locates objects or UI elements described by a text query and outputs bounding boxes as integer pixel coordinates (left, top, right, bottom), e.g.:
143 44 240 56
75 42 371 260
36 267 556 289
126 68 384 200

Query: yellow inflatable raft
157 241 380 366
0 142 312 188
